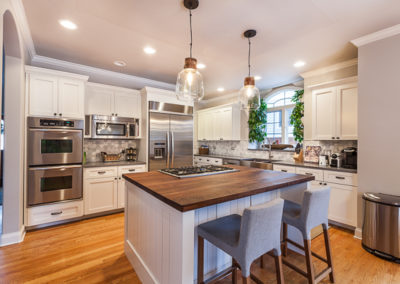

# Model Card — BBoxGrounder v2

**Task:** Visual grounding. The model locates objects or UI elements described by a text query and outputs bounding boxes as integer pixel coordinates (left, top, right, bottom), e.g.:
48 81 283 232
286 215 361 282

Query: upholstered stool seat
197 199 285 284
281 187 335 284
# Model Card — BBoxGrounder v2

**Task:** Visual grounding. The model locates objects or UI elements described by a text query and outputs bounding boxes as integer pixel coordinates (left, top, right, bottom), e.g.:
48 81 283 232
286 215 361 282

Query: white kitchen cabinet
197 103 240 141
117 165 146 208
193 156 223 166
273 164 296 173
85 82 141 118
84 176 118 215
26 66 88 119
326 182 357 227
312 82 358 140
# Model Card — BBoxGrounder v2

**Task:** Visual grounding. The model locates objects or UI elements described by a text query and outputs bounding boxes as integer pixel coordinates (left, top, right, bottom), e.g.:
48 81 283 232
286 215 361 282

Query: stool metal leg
197 236 204 284
274 254 285 284
304 239 315 284
282 223 288 257
323 225 335 283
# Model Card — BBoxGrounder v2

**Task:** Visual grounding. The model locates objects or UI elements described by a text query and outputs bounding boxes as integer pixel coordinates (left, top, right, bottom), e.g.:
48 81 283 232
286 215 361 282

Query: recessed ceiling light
144 46 156 55
114 60 126 67
59 19 77 30
254 75 262 81
217 87 225 92
294 61 306 68
197 63 206 69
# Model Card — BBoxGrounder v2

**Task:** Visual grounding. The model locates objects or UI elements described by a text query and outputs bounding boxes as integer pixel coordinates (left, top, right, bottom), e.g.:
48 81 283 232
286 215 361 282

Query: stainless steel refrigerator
148 102 193 171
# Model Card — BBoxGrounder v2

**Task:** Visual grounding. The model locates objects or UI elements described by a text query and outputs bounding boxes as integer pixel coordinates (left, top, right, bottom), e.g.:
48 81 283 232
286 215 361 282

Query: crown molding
10 0 36 59
351 24 400 47
199 91 239 105
31 55 176 91
25 65 89 81
300 58 358 79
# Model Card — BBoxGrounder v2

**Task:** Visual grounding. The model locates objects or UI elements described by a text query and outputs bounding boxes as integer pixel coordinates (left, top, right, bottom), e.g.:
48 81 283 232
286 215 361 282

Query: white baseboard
354 228 362 240
0 226 25 247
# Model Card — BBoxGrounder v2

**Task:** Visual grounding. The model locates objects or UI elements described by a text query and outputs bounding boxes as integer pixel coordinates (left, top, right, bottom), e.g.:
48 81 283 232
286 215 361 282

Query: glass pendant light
239 30 260 110
176 0 204 102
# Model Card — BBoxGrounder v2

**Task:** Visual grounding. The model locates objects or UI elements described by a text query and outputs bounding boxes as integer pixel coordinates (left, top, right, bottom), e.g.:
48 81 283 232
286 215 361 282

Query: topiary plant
248 99 268 143
290 89 304 143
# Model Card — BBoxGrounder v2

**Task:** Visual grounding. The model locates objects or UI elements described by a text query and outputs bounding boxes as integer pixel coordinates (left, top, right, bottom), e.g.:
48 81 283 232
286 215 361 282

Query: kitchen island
123 165 314 284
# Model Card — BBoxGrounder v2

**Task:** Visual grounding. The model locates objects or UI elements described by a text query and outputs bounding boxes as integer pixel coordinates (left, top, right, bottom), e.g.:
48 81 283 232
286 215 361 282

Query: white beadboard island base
124 181 309 284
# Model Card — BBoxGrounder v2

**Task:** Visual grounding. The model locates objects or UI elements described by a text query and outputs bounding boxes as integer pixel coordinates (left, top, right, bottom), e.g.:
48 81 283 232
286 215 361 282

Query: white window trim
264 86 301 144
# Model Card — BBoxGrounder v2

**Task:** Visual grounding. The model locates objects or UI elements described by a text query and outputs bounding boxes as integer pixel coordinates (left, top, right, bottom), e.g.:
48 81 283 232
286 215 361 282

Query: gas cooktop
159 165 239 178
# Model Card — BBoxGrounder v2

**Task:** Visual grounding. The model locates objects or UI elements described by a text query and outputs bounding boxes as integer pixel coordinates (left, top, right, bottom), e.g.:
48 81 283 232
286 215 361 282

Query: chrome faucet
265 138 274 162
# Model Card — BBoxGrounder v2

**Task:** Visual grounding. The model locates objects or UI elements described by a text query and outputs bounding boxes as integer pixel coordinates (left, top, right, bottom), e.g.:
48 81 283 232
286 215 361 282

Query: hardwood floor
0 213 399 283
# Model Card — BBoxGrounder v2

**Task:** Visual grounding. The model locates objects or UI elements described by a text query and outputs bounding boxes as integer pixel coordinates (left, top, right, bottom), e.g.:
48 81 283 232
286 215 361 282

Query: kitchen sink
240 158 281 170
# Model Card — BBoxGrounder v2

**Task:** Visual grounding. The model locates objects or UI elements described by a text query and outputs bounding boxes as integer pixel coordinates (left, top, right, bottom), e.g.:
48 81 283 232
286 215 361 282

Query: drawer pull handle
281 170 287 172
97 171 106 174
305 172 313 176
51 211 63 216
335 176 345 180
128 169 136 172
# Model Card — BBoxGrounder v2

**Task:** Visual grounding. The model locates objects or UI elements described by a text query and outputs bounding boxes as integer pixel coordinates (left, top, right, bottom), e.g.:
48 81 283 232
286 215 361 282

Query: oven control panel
40 119 75 127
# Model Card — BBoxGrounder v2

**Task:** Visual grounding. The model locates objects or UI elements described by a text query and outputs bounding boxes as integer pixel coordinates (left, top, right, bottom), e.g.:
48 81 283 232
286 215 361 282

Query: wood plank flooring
0 213 399 283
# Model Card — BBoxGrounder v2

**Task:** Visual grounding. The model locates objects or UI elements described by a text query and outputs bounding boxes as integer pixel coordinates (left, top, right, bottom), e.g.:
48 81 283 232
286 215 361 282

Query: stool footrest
315 267 333 283
203 266 236 284
282 258 308 277
283 238 328 263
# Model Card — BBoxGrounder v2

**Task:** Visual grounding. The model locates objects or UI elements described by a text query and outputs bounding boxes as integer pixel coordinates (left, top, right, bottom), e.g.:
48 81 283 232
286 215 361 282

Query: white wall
357 33 400 227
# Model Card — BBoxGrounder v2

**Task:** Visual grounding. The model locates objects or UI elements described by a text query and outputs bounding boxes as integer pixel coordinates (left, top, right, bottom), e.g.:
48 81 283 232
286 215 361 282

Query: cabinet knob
115 113 118 116
59 113 62 116
112 113 114 116
332 137 335 139
54 113 57 116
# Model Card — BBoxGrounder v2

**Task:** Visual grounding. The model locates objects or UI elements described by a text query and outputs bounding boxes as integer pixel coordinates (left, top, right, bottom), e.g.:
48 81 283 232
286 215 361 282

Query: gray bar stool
197 199 285 284
281 187 335 284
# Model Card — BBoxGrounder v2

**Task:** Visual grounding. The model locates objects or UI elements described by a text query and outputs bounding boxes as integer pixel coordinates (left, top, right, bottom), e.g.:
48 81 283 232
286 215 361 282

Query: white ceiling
22 0 400 98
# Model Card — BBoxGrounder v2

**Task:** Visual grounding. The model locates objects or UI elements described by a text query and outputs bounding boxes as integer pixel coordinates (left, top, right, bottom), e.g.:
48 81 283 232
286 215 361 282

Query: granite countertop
83 160 146 168
195 154 357 173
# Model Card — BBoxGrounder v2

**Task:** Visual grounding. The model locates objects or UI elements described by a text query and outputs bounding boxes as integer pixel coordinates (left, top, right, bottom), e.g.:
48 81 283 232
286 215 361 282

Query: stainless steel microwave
85 115 140 139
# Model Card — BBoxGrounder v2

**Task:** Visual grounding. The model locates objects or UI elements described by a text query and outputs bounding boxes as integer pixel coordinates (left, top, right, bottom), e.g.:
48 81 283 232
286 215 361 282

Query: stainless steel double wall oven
27 117 83 206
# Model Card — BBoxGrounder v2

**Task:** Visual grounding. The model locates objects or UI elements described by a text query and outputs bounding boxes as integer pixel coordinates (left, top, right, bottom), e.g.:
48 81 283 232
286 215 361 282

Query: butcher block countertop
123 165 314 212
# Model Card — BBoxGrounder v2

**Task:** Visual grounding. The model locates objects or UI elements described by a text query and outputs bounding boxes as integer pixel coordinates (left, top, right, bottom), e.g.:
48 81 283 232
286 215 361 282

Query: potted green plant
290 90 304 151
248 99 268 147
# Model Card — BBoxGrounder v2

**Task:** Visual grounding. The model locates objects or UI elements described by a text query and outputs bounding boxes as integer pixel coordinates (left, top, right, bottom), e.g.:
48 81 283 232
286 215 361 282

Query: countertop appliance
159 165 238 178
341 147 357 169
85 115 139 139
319 155 329 166
362 193 400 263
330 153 341 168
148 101 193 171
27 117 83 206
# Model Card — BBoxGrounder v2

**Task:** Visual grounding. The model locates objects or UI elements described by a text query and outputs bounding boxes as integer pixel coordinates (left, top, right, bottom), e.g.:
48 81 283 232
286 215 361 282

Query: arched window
265 88 299 145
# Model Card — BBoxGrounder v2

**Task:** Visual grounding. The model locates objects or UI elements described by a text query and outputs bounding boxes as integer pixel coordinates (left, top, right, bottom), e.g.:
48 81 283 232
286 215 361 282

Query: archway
0 9 25 245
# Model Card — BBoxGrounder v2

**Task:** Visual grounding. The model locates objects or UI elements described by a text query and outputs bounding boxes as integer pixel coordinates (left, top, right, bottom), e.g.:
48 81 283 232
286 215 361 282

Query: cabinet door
217 108 233 140
114 91 140 118
197 112 206 140
117 165 145 208
28 74 58 116
85 85 114 115
198 111 214 140
336 84 358 140
326 182 357 227
312 88 336 140
84 177 118 214
58 78 85 118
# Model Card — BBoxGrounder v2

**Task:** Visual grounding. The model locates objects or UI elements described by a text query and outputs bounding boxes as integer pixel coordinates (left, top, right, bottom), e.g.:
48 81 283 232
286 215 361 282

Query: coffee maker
341 147 357 169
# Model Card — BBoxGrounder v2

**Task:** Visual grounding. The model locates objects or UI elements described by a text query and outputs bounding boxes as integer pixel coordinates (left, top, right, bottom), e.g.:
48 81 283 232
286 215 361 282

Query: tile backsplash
84 139 138 162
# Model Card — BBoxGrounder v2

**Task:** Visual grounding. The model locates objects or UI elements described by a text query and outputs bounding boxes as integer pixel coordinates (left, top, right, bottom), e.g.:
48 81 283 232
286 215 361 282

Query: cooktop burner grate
159 165 239 178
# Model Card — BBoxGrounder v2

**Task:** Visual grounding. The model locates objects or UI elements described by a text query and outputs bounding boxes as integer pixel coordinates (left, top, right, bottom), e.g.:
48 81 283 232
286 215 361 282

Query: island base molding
125 182 309 284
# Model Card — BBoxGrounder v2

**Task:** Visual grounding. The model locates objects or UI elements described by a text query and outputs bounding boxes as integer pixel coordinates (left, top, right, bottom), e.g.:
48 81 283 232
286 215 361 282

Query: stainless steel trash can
362 193 400 263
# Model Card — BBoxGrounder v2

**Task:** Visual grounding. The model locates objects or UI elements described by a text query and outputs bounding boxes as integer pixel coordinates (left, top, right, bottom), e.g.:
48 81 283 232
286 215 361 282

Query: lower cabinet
27 200 83 226
83 164 146 215
193 156 223 166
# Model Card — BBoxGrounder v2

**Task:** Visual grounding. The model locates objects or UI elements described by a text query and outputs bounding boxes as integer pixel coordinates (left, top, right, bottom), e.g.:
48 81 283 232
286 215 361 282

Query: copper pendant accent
184 57 197 69
244 76 255 86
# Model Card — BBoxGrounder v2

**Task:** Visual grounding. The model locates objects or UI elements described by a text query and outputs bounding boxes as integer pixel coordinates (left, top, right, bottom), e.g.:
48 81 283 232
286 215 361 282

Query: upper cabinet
85 83 141 118
312 81 358 140
197 103 240 141
26 66 88 119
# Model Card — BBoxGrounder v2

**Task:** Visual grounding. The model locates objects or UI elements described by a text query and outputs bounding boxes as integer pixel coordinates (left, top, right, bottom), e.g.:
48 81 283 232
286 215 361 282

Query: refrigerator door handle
171 131 175 168
166 132 170 168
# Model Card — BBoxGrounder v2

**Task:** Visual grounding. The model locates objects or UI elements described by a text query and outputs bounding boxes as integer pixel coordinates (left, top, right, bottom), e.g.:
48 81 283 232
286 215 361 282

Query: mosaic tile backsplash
84 139 138 162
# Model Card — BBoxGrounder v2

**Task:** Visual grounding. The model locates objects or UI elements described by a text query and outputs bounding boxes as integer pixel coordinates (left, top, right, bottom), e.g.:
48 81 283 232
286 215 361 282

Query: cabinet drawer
324 171 357 186
295 167 324 181
118 165 146 175
84 167 117 179
194 156 223 165
27 200 83 226
273 165 296 173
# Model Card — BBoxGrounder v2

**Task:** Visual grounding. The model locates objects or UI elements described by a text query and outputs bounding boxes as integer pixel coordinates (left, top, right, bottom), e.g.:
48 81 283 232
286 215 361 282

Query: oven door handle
29 129 83 133
29 165 82 171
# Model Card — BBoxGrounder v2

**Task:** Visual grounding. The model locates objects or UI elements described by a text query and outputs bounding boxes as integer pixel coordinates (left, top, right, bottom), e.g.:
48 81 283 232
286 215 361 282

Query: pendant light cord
248 37 251 77
189 9 193 58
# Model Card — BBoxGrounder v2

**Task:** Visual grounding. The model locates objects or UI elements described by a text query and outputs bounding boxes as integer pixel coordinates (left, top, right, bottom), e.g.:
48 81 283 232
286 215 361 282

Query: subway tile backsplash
84 139 138 162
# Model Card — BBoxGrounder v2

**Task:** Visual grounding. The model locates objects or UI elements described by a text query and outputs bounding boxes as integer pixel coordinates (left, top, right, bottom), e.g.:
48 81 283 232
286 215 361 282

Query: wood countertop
123 165 314 212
